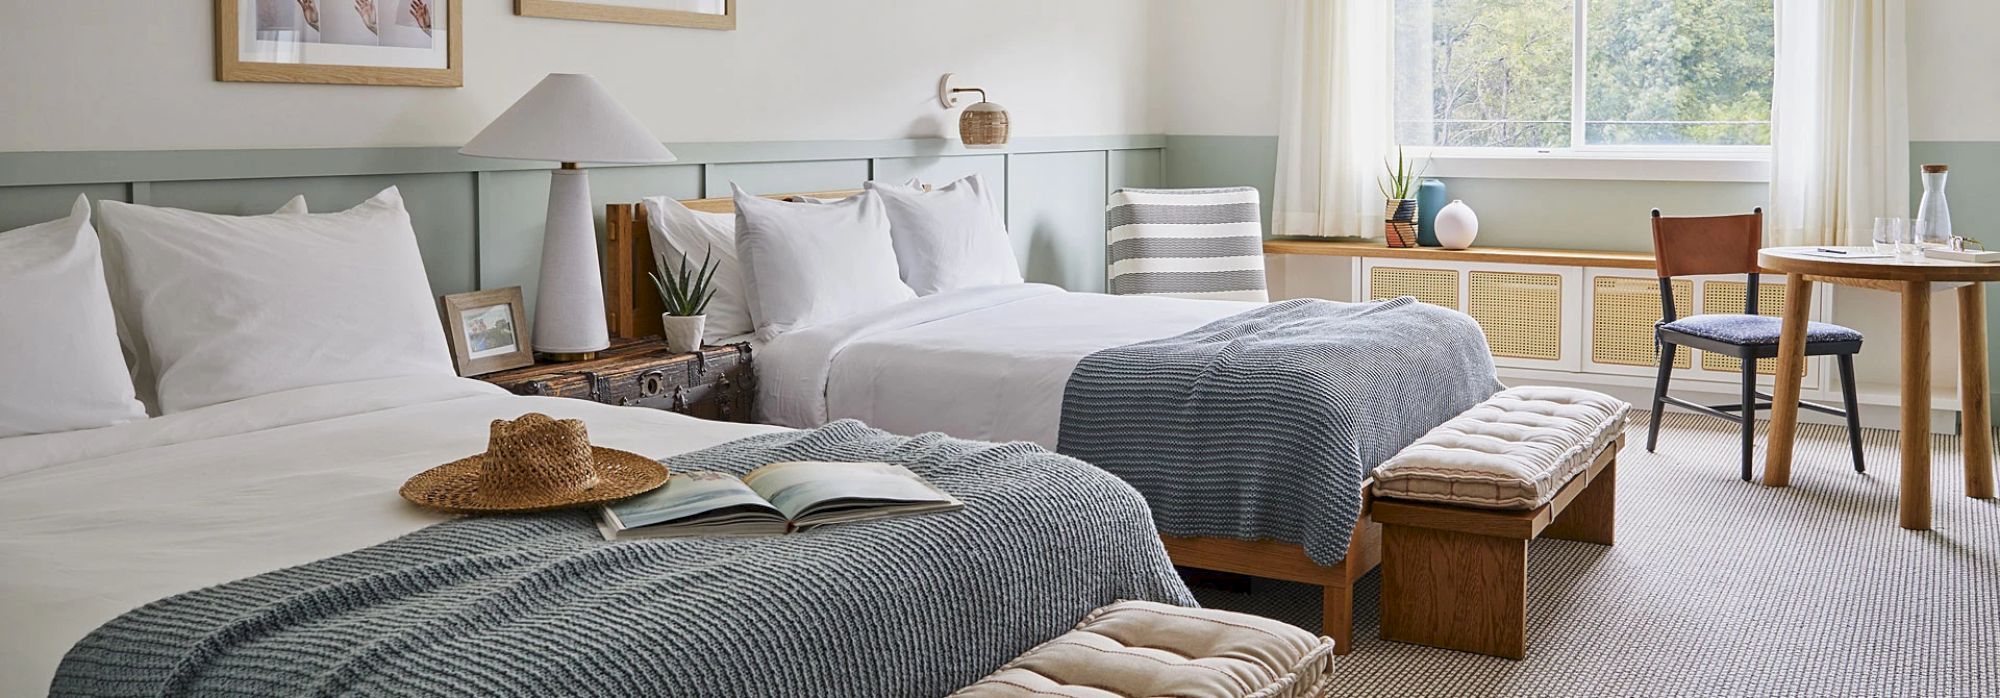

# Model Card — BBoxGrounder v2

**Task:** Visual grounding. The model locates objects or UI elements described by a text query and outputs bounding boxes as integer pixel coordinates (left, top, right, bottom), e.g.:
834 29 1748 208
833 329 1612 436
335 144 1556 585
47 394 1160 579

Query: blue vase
1416 178 1447 247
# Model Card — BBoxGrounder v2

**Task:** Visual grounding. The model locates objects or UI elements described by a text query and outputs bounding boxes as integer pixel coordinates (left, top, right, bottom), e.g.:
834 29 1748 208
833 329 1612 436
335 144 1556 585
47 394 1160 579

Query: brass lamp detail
938 73 1010 149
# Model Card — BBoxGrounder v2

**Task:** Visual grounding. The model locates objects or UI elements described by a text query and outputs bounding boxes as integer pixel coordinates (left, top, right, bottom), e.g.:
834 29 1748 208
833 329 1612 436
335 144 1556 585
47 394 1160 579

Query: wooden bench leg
1544 458 1616 545
1380 524 1527 659
1322 579 1353 655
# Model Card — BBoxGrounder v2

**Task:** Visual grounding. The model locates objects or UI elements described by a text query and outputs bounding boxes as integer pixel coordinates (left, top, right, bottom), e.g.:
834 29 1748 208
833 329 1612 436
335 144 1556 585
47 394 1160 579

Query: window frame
1401 0 1773 181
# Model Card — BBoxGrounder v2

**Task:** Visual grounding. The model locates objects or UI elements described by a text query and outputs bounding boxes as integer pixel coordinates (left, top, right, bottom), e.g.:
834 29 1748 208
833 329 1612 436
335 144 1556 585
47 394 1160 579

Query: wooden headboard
604 190 863 340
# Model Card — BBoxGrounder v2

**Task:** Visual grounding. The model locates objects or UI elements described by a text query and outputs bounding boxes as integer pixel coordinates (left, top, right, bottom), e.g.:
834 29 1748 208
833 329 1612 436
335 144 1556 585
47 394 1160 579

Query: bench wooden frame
1374 434 1622 659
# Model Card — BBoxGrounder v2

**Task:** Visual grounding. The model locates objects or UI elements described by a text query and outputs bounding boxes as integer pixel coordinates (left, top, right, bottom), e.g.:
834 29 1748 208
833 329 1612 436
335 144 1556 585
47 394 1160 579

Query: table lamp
461 73 676 361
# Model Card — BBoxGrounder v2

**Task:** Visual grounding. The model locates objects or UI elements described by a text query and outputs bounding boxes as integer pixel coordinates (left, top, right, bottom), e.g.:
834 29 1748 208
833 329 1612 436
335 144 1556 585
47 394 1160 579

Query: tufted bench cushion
1372 386 1629 510
950 600 1335 698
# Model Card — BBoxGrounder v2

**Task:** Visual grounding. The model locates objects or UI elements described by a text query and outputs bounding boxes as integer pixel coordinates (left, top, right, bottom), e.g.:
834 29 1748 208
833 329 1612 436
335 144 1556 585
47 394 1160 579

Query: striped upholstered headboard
1104 187 1269 302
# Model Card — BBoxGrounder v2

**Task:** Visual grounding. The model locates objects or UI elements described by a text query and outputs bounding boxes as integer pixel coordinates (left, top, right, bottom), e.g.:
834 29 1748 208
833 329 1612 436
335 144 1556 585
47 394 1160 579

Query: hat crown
476 413 603 505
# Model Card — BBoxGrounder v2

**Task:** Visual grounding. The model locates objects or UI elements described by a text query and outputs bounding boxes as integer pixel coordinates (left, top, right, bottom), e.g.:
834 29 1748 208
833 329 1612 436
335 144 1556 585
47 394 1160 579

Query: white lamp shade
460 74 676 164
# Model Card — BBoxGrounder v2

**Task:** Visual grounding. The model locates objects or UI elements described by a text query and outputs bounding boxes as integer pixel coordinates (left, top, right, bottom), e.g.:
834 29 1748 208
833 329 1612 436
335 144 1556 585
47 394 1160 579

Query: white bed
0 375 781 697
756 283 1255 447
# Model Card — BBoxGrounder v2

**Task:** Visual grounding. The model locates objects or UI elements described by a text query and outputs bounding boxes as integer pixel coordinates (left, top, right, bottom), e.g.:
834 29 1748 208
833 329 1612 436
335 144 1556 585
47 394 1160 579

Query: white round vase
661 314 706 354
1435 200 1479 250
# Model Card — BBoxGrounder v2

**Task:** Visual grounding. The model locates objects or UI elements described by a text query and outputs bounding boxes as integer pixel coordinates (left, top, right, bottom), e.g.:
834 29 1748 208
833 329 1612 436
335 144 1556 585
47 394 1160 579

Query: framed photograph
216 0 463 87
515 0 735 30
441 287 535 376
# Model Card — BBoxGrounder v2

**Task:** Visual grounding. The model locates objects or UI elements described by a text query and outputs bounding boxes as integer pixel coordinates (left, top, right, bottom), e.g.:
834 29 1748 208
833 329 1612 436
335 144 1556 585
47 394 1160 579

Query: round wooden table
1758 247 2000 530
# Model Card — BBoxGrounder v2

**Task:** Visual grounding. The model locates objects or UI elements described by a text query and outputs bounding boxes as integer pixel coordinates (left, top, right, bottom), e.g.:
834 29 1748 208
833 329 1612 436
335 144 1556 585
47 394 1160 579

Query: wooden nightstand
476 338 755 423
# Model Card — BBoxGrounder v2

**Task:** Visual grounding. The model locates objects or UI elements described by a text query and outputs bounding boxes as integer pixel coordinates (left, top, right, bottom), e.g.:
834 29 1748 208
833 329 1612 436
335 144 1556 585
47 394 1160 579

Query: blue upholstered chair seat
1661 314 1863 346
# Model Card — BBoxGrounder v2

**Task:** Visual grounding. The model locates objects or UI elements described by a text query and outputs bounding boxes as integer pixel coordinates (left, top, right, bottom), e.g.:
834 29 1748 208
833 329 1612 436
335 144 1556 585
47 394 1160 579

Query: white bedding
756 284 1255 447
0 375 780 697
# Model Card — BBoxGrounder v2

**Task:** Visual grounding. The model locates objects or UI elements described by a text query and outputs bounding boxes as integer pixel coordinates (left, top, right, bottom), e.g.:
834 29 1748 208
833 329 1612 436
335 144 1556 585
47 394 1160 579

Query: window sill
1409 149 1771 184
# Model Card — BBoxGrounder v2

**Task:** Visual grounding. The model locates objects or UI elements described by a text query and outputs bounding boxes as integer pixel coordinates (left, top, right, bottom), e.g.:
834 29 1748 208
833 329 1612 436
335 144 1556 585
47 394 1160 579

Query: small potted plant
1380 146 1428 248
649 247 719 354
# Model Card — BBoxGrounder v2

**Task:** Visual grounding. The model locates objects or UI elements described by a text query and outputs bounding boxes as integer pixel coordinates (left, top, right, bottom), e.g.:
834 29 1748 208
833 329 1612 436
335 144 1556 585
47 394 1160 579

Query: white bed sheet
757 284 1254 447
0 375 780 697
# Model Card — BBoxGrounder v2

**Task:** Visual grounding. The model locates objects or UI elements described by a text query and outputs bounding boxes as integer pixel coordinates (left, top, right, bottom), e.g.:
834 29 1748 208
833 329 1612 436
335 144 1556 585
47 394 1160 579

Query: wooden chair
1646 209 1866 480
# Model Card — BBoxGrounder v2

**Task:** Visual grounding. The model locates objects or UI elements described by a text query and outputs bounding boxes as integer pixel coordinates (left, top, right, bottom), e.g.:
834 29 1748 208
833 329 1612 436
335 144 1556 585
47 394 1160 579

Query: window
1393 0 1774 152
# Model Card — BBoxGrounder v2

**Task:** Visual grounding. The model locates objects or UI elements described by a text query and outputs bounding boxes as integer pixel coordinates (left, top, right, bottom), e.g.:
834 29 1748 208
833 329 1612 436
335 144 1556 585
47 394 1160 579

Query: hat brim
400 447 669 514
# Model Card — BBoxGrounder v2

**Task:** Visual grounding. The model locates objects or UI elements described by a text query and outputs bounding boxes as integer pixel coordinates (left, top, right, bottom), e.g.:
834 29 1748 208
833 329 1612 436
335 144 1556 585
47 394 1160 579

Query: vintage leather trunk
479 339 755 423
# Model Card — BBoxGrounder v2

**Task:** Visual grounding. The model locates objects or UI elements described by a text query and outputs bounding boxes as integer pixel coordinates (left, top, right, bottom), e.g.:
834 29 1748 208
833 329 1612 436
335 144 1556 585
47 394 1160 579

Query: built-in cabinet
1352 256 1835 400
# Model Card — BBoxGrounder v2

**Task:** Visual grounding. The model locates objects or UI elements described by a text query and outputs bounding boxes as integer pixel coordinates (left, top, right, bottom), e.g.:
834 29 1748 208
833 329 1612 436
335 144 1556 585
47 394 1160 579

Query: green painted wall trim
0 135 1166 187
1909 140 2000 425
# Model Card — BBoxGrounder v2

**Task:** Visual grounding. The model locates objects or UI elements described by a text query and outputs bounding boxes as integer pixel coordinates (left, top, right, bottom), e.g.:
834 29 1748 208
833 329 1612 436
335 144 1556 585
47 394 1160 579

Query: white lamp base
533 167 611 356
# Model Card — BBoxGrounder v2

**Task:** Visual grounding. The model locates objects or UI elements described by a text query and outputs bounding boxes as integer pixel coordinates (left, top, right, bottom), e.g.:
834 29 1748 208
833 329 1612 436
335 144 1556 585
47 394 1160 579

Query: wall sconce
938 73 1009 149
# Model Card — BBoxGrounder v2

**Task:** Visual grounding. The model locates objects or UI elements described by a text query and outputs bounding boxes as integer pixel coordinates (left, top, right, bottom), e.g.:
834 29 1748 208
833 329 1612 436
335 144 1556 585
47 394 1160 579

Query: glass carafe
1916 164 1952 251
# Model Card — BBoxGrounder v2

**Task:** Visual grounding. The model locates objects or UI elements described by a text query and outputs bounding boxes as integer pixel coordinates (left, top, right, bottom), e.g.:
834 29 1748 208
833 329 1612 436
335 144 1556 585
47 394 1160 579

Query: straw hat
400 413 668 513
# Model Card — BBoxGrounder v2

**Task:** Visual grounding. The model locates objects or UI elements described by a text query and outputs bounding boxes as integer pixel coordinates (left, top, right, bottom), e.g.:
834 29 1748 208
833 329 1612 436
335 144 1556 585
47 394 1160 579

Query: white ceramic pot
1435 200 1479 250
661 314 706 354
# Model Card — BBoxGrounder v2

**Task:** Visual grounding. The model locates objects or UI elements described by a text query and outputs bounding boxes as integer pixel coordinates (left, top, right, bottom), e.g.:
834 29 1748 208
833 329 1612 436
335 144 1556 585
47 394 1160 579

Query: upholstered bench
1370 386 1629 659
951 600 1336 698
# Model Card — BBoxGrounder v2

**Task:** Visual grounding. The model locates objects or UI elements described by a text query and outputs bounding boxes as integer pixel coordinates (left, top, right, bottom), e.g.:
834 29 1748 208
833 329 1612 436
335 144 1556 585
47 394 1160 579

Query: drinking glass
1874 217 1911 258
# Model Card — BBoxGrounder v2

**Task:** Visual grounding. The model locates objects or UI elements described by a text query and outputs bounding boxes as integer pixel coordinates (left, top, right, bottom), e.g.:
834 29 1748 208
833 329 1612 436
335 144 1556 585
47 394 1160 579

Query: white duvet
756 284 1256 447
0 376 780 697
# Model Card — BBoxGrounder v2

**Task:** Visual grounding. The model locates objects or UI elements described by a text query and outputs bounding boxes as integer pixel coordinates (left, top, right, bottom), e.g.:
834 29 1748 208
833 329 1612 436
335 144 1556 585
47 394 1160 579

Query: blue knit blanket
1057 297 1500 565
52 421 1193 697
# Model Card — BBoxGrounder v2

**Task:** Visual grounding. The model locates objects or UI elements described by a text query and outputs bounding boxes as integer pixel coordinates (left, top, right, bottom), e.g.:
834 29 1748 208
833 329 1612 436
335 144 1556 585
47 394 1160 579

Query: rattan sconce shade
960 101 1010 149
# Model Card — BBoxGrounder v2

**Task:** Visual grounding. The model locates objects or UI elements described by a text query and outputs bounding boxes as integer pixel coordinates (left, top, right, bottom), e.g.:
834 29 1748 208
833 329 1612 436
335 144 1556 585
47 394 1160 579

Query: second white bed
755 283 1256 447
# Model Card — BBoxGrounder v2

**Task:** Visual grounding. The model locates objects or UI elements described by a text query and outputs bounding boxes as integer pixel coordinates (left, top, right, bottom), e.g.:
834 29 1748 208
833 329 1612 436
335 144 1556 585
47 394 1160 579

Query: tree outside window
1394 0 1774 150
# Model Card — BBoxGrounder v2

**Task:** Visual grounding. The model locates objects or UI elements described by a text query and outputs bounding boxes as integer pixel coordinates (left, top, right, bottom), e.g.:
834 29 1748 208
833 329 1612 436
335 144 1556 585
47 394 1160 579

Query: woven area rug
1194 411 2000 697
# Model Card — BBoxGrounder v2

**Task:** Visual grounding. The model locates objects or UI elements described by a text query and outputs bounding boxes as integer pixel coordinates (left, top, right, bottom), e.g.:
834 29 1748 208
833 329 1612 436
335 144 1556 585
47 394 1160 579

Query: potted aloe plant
1380 146 1428 248
649 247 719 354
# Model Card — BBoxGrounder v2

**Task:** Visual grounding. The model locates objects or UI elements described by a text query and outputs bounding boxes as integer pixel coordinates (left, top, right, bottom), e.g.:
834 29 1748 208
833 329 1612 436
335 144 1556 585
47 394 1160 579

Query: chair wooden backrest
1649 208 1763 321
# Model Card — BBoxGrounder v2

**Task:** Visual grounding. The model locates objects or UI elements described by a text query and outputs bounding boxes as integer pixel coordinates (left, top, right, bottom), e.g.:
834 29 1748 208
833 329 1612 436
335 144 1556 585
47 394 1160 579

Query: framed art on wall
217 0 463 86
515 0 736 30
441 287 536 376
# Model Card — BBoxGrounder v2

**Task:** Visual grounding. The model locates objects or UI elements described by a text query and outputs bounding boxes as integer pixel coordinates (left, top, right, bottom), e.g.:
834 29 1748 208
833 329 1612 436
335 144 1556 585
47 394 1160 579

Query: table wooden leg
1960 284 1995 499
1763 274 1814 487
1901 281 1934 530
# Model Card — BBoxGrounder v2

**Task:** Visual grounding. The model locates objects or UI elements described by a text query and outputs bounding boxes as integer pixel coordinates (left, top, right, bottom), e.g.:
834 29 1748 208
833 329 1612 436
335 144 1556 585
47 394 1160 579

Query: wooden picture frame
216 0 464 87
441 287 535 376
516 0 736 31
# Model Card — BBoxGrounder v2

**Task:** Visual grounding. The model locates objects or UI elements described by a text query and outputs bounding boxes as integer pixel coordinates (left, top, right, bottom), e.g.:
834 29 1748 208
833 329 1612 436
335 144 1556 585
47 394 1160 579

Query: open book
599 461 963 540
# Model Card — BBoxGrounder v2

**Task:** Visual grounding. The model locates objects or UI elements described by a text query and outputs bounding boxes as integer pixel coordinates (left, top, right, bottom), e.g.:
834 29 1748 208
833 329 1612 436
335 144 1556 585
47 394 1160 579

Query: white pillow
0 195 149 438
640 196 752 342
97 187 453 413
102 196 307 415
732 185 915 340
866 175 1023 295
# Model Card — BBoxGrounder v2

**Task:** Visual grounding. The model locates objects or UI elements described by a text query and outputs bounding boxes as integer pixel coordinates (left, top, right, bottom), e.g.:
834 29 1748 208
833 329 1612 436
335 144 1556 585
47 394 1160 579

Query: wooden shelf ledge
1263 238 1657 271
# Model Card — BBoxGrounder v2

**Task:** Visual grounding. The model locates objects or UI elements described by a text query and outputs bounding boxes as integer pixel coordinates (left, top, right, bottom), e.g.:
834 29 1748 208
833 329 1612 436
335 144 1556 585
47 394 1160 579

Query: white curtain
1272 0 1392 239
1768 0 1909 247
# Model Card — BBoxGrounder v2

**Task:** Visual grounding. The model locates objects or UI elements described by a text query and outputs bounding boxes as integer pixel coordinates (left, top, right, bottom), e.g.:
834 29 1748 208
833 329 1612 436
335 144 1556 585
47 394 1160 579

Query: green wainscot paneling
1109 148 1166 192
1434 176 1766 253
1912 140 2000 424
478 164 704 321
874 154 1008 207
1009 151 1110 292
0 136 1167 327
1165 135 1278 234
0 183 129 231
705 159 872 198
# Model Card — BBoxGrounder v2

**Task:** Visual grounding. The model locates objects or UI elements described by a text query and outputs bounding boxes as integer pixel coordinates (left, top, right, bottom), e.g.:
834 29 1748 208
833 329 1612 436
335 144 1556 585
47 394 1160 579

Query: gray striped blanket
1057 297 1500 565
1106 187 1269 301
52 421 1193 698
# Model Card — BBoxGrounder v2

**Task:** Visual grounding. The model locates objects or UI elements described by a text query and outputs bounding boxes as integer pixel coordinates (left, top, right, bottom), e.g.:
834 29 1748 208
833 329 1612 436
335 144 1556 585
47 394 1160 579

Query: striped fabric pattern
51 422 1194 698
1057 297 1501 565
1106 187 1269 302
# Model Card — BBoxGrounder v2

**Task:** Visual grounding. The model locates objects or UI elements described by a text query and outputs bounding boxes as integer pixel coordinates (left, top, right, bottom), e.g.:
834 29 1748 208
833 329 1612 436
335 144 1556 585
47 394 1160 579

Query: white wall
1906 0 2000 141
1150 0 1285 136
0 0 1158 151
